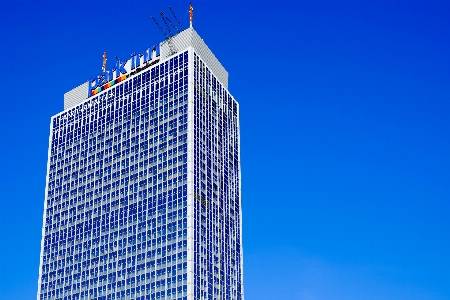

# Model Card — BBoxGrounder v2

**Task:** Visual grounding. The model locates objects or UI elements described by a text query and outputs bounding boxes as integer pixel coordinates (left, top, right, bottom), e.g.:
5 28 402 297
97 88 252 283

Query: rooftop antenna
189 3 193 28
153 14 177 56
160 11 174 36
152 16 169 38
164 13 180 33
102 52 107 72
169 6 183 30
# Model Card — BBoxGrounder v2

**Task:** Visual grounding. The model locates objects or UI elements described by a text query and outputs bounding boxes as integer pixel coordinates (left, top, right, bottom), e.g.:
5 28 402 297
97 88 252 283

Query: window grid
192 53 242 300
39 52 191 300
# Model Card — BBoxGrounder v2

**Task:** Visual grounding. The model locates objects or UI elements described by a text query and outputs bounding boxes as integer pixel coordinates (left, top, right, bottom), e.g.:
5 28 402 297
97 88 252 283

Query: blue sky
0 0 449 299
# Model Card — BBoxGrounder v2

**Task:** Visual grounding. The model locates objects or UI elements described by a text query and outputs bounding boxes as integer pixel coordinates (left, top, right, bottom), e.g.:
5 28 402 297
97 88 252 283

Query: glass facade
192 54 242 300
38 46 242 300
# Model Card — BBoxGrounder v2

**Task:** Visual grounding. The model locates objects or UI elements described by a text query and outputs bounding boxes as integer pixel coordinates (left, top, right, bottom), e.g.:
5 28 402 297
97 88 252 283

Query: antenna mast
152 16 168 38
189 3 193 28
102 52 107 72
152 11 178 56
161 11 180 33
169 6 183 30
160 11 174 36
153 14 177 56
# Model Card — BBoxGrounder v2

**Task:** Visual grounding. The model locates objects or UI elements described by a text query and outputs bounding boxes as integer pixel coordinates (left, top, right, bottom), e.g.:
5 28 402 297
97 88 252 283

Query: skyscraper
38 26 243 300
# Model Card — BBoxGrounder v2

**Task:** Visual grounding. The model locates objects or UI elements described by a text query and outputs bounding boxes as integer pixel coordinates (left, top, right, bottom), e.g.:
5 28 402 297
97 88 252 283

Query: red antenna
102 52 107 72
189 3 193 28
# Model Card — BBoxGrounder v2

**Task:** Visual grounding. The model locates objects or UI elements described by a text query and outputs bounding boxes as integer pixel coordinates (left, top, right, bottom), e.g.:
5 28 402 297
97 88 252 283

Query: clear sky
0 0 449 299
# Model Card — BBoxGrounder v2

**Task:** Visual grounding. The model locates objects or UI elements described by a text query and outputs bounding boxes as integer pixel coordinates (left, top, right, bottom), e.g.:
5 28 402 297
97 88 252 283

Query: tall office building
38 26 243 300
